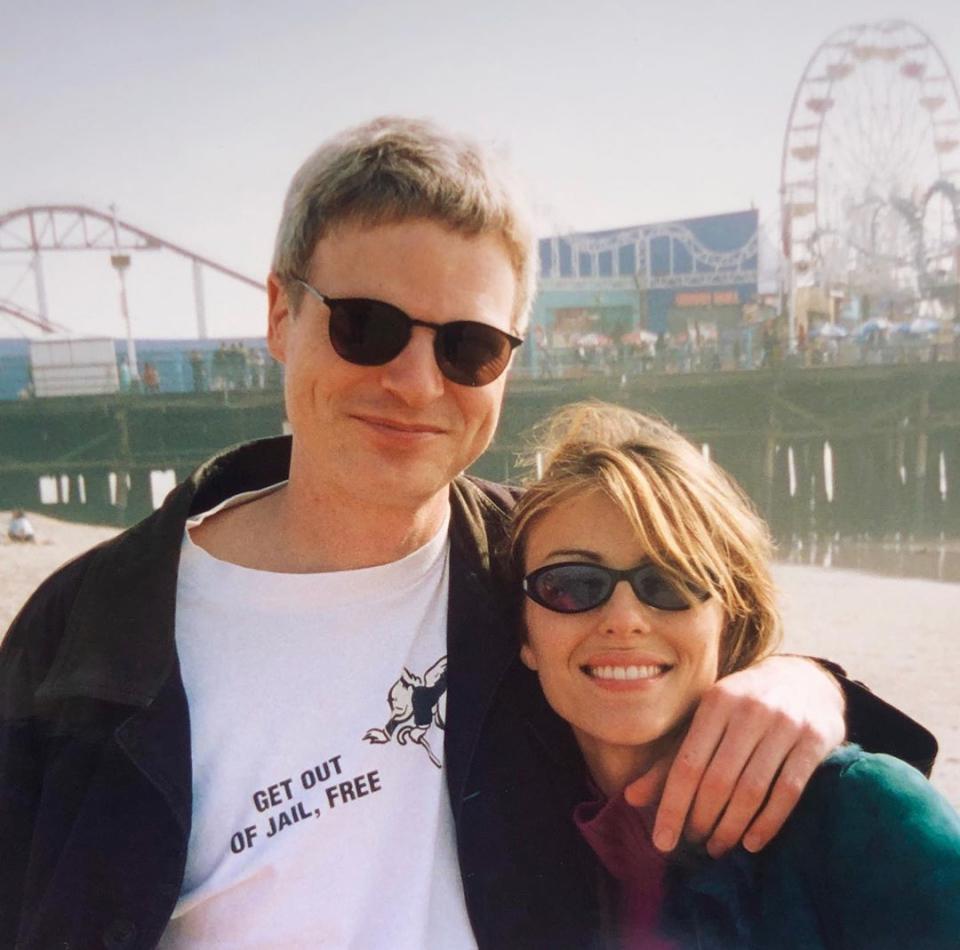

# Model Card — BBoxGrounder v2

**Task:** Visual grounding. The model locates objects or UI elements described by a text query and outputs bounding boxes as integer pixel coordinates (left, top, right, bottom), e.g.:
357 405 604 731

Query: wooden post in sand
913 386 930 536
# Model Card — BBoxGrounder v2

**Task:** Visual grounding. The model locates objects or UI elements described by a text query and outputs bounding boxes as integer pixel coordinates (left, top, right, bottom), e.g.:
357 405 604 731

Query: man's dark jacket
0 437 938 950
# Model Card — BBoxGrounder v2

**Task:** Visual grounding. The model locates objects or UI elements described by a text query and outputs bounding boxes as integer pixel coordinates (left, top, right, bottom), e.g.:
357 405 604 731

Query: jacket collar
36 436 295 707
443 477 519 812
35 437 516 718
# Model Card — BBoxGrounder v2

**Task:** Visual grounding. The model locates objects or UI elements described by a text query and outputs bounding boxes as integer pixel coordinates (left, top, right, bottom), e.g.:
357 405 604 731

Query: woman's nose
598 580 654 636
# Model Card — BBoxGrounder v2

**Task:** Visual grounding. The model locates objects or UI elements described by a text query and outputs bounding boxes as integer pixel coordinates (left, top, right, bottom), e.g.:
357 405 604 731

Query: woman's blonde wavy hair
510 401 781 676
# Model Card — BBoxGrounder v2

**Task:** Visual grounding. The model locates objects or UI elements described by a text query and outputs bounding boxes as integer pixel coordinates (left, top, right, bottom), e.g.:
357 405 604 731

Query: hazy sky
3 0 959 339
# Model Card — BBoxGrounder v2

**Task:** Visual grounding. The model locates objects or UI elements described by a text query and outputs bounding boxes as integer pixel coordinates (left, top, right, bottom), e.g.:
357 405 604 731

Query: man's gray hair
272 116 536 332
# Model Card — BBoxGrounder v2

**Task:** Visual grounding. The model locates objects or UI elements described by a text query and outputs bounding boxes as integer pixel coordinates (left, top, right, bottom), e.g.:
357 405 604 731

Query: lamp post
109 205 139 384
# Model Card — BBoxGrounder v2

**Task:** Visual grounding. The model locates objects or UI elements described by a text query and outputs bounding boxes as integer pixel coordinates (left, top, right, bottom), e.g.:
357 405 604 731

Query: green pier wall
1 363 958 540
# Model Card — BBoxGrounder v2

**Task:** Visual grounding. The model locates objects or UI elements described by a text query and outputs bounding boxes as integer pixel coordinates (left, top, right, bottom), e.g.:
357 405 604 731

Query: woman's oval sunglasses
293 278 523 387
523 561 711 614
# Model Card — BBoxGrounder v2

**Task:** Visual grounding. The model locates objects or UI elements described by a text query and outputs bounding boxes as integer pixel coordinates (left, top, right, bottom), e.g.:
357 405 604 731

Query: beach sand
2 510 958 809
1 511 119 631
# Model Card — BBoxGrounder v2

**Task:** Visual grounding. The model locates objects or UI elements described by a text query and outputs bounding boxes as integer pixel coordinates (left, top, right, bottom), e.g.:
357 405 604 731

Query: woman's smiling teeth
585 664 669 681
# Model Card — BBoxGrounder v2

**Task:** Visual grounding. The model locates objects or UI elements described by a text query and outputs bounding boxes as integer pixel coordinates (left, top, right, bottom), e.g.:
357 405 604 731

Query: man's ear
266 273 292 363
520 643 538 671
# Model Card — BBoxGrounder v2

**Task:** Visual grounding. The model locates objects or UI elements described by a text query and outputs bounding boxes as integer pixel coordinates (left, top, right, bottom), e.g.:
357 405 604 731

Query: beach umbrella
622 329 657 345
907 317 943 335
854 317 892 339
890 317 943 337
810 323 848 339
575 333 612 347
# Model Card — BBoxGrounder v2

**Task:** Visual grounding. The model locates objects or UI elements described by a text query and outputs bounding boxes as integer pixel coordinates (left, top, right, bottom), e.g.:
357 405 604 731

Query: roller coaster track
543 221 758 288
0 205 263 333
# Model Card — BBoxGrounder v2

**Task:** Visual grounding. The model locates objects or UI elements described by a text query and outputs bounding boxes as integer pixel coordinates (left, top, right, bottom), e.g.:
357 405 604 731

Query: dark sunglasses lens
630 567 695 611
528 565 613 613
435 322 513 387
328 300 410 366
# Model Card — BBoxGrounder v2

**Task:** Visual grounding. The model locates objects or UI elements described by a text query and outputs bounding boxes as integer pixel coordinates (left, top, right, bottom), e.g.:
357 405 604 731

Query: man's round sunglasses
292 278 523 387
522 561 711 614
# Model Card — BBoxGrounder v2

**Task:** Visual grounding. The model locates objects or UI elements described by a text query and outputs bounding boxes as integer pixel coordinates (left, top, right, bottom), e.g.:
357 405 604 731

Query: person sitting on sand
7 510 35 543
511 401 960 948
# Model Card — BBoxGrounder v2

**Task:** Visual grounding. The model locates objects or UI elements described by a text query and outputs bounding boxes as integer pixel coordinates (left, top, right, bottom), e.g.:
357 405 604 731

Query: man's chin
338 460 455 513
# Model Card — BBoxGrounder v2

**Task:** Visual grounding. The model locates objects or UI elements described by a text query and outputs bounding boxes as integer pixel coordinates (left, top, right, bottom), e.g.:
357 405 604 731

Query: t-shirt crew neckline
181 481 452 608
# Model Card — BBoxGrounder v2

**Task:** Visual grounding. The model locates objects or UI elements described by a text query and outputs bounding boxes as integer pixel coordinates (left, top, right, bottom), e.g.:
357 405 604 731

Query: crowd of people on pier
525 317 959 380
2 311 955 403
116 342 277 395
102 321 960 395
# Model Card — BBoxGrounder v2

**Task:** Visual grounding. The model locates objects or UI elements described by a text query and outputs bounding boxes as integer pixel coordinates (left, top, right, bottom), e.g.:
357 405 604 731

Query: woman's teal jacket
659 744 960 949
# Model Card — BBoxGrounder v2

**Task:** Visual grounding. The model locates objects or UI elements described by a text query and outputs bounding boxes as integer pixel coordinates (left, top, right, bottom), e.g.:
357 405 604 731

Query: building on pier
526 210 760 374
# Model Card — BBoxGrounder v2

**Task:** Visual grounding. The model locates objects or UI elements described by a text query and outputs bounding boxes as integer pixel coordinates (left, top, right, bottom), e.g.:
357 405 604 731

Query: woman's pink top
573 794 678 950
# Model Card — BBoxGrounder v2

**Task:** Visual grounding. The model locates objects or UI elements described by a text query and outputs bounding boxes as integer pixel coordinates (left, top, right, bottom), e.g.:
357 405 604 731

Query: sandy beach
1 512 119 631
2 510 958 810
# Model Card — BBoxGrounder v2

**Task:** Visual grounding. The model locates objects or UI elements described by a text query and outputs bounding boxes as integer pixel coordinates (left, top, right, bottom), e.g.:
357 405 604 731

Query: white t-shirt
158 487 476 949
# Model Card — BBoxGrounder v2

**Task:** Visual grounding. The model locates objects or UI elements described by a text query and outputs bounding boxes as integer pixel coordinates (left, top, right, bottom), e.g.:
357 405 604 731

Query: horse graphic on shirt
362 655 447 768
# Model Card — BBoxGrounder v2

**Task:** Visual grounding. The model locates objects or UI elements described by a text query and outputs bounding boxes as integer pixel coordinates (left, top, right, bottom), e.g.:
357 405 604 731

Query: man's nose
379 326 445 406
599 580 654 636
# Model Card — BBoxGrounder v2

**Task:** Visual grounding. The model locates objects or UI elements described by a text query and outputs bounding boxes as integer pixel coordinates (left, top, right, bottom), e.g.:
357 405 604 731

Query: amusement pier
2 18 959 552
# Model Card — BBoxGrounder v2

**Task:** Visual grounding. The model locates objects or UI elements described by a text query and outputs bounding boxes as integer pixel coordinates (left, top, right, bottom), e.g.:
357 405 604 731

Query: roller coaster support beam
193 259 208 339
33 252 49 326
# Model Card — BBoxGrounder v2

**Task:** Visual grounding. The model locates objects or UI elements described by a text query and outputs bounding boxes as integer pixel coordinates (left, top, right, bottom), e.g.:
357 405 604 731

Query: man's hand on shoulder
624 655 845 858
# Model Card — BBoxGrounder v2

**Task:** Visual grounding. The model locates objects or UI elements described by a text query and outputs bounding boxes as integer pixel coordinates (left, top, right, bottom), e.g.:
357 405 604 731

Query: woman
510 401 960 949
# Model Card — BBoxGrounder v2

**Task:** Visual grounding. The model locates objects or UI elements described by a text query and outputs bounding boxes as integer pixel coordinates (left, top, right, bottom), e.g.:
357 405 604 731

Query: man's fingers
740 736 824 853
703 725 800 857
652 700 728 852
684 707 772 844
654 658 844 856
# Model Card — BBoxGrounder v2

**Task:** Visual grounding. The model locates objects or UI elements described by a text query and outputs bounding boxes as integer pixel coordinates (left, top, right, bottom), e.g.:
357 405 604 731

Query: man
7 509 35 543
1 117 935 949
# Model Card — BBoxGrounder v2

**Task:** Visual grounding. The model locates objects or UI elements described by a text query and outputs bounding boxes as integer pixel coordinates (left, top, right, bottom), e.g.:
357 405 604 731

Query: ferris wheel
780 19 960 313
